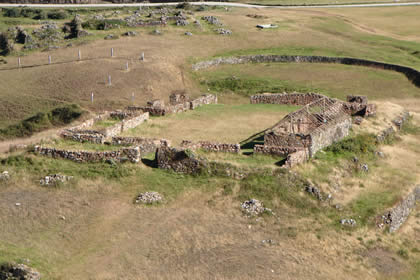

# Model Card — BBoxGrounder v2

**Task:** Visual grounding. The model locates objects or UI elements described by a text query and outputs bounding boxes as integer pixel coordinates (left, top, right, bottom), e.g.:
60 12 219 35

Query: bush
47 10 68 20
325 134 377 156
3 8 21 18
0 104 84 139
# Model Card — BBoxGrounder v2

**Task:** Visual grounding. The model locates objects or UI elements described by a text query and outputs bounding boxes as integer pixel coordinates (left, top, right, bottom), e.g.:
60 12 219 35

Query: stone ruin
112 137 170 155
378 185 420 232
254 95 352 167
34 145 141 164
40 174 73 186
127 93 217 116
251 93 377 167
0 263 40 280
0 171 10 181
180 140 241 154
60 111 149 144
155 144 208 175
241 199 273 216
135 192 163 204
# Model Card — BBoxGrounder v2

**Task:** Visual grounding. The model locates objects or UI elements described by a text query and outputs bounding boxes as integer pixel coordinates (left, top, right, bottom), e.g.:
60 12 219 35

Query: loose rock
0 263 40 280
0 171 10 181
40 174 73 186
135 192 163 204
340 218 356 227
241 199 272 216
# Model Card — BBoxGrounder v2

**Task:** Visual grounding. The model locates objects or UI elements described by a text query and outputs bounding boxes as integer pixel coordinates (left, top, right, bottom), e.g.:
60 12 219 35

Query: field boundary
192 55 420 88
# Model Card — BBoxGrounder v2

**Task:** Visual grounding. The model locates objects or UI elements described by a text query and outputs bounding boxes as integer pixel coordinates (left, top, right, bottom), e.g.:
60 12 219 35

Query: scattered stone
361 163 369 173
261 239 275 244
93 14 105 20
40 174 73 186
184 32 193 36
122 31 137 37
15 203 21 206
0 263 40 280
335 204 343 210
216 28 232 35
353 116 363 125
176 19 189 26
59 215 66 220
241 199 272 216
305 184 323 200
193 20 201 27
202 16 221 25
375 151 385 158
256 24 278 29
352 156 359 163
340 218 356 227
64 15 89 39
151 29 162 35
135 192 163 204
0 171 10 181
104 34 117 40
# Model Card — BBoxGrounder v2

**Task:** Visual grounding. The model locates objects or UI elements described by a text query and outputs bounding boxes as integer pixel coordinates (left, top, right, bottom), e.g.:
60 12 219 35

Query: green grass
0 104 84 140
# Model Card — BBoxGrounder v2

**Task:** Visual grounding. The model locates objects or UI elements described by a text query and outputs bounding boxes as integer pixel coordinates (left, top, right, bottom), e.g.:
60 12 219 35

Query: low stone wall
128 94 217 117
190 94 218 109
110 110 140 120
192 55 420 88
121 112 149 132
392 111 410 130
250 93 325 105
284 150 310 168
376 127 395 143
60 130 105 144
112 137 169 155
181 140 240 153
253 144 297 156
380 186 420 233
156 145 208 174
70 112 110 131
34 146 140 163
264 133 311 149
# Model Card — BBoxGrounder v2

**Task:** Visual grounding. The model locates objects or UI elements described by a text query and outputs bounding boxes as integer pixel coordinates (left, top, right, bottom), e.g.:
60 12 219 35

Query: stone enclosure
252 93 375 167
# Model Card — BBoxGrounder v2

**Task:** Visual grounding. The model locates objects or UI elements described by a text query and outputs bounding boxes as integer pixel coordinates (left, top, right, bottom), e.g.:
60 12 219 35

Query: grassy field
121 102 299 144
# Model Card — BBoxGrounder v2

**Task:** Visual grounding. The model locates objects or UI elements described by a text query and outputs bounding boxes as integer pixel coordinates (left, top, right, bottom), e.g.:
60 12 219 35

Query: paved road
0 1 420 8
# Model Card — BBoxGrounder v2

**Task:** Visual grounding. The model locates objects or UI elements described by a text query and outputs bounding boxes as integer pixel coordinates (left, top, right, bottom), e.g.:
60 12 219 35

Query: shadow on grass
141 158 157 168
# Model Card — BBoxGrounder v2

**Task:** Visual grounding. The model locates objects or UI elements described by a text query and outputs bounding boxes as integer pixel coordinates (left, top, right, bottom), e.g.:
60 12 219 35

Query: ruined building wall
112 137 169 155
309 115 352 156
181 140 240 154
250 93 326 105
34 146 141 163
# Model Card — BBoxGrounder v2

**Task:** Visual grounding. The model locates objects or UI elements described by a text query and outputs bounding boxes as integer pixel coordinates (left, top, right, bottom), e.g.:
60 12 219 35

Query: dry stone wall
253 144 298 156
156 145 208 174
60 130 105 144
34 145 140 163
192 55 420 88
309 115 352 157
112 137 170 155
380 186 420 232
181 140 240 153
250 93 325 105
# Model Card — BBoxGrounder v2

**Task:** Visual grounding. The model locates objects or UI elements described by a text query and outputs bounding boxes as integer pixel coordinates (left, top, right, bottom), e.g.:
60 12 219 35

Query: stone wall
61 112 149 143
156 145 208 174
309 115 352 157
60 130 105 144
181 140 240 153
250 93 325 105
192 55 420 88
127 94 217 117
380 186 420 233
112 137 169 155
264 133 311 149
253 144 298 156
284 150 310 168
392 111 410 130
34 145 140 163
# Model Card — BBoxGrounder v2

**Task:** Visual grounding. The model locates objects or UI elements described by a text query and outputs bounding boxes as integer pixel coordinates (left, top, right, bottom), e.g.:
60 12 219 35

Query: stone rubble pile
202 16 222 25
305 185 323 200
241 199 272 216
0 263 40 280
176 19 189 26
216 28 232 35
40 174 73 186
340 218 357 227
0 171 10 181
135 192 163 204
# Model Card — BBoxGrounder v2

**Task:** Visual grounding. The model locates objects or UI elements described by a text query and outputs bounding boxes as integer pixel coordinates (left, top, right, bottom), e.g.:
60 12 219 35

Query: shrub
3 8 21 18
325 134 377 156
0 104 84 139
47 10 68 20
